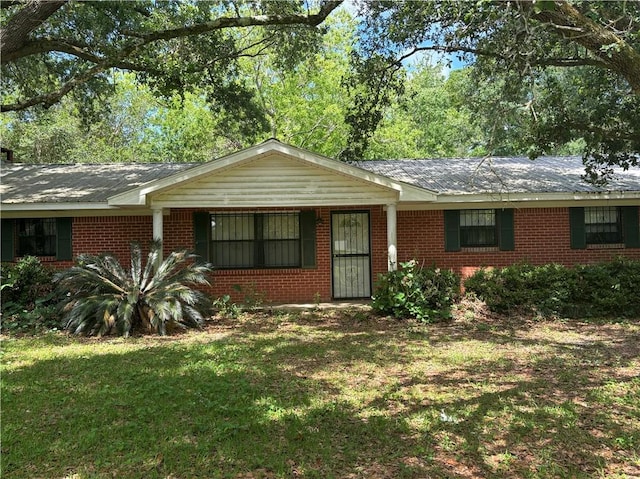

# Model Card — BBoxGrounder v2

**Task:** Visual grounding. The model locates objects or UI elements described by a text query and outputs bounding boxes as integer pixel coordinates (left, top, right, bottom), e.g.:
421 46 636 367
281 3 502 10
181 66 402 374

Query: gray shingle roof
1 155 639 206
1 163 195 204
351 156 640 195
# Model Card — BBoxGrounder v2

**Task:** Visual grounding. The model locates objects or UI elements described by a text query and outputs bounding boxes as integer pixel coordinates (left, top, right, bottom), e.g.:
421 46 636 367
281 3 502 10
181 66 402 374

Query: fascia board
1 202 115 211
438 191 640 204
397 191 640 210
0 205 153 219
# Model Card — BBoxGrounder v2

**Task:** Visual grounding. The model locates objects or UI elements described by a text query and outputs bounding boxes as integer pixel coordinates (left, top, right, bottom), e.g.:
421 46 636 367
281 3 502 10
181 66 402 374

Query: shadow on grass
2 316 639 478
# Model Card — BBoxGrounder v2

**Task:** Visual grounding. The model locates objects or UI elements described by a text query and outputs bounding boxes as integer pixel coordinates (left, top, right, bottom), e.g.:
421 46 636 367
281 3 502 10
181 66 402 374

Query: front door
331 211 371 299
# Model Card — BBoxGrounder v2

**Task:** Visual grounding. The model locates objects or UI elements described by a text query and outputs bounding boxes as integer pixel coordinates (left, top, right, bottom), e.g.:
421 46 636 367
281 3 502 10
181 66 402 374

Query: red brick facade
16 205 640 304
396 208 640 279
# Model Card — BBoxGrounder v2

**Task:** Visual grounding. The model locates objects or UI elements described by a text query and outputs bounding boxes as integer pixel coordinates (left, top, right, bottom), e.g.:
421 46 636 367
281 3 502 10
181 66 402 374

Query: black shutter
569 207 586 249
1 219 14 262
300 210 317 268
444 210 460 252
498 209 515 251
193 211 210 263
56 217 73 260
622 206 640 248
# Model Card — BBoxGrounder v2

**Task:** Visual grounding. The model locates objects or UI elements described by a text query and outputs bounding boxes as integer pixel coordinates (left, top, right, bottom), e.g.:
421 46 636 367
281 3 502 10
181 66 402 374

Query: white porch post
387 203 397 271
152 207 164 265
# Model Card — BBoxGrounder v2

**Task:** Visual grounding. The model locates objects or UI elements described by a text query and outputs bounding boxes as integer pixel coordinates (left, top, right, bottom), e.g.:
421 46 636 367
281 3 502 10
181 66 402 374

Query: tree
1 0 343 114
244 9 355 157
55 242 213 337
1 73 243 163
367 64 488 159
1 11 358 163
344 1 640 179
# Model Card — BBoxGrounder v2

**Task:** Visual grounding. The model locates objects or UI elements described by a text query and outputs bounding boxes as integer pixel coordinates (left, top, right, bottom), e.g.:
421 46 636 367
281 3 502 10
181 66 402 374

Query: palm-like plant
55 242 213 337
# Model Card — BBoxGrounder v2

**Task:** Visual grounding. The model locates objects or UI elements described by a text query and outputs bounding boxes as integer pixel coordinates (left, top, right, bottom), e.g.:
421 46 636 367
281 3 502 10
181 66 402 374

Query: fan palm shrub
55 242 213 337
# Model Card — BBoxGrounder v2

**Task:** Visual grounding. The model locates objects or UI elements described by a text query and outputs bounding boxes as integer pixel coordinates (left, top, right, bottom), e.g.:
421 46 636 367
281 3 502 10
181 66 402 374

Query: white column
152 207 164 265
387 203 397 271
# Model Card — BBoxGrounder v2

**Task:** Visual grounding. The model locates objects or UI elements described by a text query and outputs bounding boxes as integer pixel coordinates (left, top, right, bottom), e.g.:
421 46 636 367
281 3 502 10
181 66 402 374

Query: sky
337 0 469 77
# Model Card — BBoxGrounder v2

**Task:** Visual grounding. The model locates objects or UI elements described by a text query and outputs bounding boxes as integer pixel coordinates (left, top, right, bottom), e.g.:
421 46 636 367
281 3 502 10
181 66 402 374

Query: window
17 218 57 256
570 206 640 249
1 217 73 262
460 209 497 247
444 209 514 252
585 207 623 244
210 212 301 268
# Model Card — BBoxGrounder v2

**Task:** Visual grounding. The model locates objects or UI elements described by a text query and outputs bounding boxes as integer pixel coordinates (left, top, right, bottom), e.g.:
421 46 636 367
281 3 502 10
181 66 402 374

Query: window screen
210 212 300 268
585 207 622 244
460 209 497 247
17 218 57 256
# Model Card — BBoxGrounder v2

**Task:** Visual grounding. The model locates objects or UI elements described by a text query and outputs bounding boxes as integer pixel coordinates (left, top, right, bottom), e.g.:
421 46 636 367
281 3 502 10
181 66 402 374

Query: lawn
1 308 639 478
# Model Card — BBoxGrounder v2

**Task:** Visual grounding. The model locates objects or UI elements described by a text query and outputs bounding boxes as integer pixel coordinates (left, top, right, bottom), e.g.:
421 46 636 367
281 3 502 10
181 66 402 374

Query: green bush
464 258 640 318
1 256 63 333
372 259 460 322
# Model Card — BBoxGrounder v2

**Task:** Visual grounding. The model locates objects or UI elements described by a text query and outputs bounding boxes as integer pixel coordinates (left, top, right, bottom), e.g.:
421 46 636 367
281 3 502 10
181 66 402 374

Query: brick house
2 139 639 303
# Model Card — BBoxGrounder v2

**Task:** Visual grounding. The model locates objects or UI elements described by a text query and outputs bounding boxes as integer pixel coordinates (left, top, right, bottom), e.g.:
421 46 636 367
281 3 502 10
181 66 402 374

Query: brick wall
396 207 640 279
24 205 640 303
192 206 387 304
73 215 153 264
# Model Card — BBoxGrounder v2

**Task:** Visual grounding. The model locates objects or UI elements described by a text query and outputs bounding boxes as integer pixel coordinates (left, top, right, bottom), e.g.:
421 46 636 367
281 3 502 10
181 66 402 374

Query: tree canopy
343 0 640 180
1 0 342 114
2 0 639 180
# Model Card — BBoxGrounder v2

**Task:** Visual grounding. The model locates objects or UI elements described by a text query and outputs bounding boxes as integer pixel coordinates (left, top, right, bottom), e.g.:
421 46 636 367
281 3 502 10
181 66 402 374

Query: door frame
330 210 372 299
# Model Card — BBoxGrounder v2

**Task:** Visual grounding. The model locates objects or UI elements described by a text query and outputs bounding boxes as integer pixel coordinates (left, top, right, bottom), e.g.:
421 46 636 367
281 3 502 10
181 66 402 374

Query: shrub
463 262 574 316
464 258 640 318
372 259 460 322
55 242 214 337
213 294 241 319
1 256 63 333
571 258 640 318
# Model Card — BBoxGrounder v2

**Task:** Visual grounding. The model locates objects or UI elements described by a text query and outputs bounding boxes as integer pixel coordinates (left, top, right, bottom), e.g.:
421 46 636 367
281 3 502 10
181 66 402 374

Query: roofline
1 202 115 211
107 139 438 206
396 191 640 210
438 191 640 203
0 204 155 218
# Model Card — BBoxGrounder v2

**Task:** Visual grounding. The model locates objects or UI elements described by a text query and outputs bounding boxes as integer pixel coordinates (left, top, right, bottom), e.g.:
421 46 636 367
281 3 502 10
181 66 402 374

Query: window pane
460 209 495 227
460 210 497 247
263 213 299 239
264 239 300 267
211 214 254 240
212 242 255 268
585 207 622 244
210 212 301 268
16 218 56 256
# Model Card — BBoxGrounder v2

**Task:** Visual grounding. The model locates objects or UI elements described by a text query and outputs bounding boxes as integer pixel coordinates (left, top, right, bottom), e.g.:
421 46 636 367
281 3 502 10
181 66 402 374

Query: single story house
1 139 639 303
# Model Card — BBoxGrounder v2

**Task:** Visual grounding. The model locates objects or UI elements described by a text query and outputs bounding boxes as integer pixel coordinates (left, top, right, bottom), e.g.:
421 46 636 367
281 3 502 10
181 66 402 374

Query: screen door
331 211 371 299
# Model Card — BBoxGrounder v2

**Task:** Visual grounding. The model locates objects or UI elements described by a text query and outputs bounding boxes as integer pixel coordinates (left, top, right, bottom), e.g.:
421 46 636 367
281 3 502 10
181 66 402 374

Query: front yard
1 309 639 478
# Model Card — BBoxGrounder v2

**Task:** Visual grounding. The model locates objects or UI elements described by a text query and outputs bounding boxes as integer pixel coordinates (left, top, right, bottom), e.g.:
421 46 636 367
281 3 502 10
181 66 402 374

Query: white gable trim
107 140 437 207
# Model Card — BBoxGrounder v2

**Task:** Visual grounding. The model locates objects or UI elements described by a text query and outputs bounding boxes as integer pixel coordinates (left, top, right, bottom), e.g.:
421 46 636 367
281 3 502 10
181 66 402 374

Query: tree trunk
532 1 640 94
0 1 67 62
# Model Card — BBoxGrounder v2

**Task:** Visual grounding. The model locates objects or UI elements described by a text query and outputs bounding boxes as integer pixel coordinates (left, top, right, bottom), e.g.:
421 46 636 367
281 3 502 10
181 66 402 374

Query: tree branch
396 44 609 70
0 0 67 59
1 0 344 111
529 1 640 94
2 1 343 64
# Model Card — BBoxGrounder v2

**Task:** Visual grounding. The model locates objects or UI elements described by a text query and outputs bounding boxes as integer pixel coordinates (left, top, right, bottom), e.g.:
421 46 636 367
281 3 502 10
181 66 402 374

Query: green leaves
372 260 460 322
1 0 342 113
464 259 640 318
55 242 214 337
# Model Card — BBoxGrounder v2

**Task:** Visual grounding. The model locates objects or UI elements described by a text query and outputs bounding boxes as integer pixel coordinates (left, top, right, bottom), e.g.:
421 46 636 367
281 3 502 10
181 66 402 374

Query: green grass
2 310 640 478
